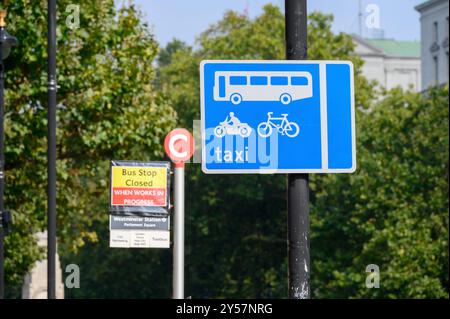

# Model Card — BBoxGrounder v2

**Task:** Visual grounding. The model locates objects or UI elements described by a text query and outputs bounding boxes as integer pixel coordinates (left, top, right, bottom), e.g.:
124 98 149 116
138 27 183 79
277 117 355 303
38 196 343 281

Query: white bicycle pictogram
257 112 300 138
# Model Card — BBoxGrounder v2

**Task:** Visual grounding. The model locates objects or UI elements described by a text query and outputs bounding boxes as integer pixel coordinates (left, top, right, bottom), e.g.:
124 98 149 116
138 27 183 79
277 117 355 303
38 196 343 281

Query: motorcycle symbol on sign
214 112 252 138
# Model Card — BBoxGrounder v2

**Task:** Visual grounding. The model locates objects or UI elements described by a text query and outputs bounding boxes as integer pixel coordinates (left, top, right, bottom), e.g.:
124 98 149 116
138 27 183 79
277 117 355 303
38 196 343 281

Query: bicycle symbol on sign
257 112 300 138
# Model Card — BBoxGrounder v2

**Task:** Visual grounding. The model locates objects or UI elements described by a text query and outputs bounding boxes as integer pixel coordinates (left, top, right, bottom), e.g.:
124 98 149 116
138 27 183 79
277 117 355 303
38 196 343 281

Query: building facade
415 0 449 89
353 35 421 91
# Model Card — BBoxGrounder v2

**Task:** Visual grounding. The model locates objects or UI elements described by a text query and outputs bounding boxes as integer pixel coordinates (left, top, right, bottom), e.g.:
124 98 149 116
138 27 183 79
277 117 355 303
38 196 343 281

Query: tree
311 86 449 298
157 39 190 68
3 0 175 297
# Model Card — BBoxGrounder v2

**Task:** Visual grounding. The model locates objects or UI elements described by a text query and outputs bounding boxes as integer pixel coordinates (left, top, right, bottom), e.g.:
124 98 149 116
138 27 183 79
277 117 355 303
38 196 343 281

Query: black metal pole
0 42 5 300
285 0 310 299
47 0 57 299
0 11 17 299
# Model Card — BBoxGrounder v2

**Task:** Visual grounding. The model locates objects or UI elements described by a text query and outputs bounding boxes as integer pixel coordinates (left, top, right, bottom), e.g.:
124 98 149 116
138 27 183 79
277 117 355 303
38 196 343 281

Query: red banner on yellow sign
110 161 171 214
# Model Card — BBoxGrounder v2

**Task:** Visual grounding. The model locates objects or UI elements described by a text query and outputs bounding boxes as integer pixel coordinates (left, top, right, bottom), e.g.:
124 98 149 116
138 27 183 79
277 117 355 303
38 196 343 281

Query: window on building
447 52 449 82
433 21 439 42
446 17 450 83
447 17 449 39
434 56 439 84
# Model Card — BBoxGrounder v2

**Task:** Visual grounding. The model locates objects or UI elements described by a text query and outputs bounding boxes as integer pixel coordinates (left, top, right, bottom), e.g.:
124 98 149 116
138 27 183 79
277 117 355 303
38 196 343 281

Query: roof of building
415 0 448 12
363 38 421 58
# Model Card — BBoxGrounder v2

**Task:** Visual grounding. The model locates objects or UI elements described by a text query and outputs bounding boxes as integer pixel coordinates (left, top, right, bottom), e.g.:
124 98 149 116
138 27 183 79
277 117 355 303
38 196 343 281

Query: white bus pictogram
213 71 313 105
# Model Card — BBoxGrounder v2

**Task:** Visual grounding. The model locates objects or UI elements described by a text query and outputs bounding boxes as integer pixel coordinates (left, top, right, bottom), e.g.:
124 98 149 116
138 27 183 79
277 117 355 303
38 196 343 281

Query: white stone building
22 232 64 299
353 35 422 91
415 0 449 89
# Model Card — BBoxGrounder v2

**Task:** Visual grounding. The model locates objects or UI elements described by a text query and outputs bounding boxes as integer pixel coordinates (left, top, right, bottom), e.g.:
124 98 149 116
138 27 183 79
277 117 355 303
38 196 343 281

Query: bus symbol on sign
213 71 313 105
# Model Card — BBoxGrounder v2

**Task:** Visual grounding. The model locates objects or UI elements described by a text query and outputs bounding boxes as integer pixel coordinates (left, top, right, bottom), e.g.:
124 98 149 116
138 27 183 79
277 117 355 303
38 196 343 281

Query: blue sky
130 0 424 47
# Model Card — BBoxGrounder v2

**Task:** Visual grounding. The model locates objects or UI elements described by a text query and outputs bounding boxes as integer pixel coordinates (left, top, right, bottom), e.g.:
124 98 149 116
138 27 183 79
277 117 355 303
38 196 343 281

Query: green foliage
156 39 189 68
3 0 176 297
64 221 172 299
311 86 449 298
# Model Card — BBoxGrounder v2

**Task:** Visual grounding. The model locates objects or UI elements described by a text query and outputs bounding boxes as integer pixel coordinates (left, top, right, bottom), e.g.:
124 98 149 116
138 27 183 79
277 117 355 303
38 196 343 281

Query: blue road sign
200 60 356 174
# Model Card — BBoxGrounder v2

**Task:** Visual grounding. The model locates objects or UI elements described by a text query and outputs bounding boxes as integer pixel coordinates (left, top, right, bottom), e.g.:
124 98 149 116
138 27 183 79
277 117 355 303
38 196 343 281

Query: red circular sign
164 128 194 166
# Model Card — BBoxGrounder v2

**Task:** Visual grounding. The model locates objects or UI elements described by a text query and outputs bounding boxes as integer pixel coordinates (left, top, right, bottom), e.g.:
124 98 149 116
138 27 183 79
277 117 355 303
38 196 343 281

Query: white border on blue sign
200 60 356 174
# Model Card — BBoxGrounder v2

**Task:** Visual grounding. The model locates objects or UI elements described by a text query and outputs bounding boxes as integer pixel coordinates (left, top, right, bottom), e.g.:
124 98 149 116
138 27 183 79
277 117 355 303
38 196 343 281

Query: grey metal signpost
164 128 194 299
173 165 185 299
